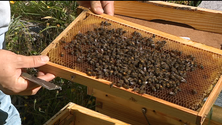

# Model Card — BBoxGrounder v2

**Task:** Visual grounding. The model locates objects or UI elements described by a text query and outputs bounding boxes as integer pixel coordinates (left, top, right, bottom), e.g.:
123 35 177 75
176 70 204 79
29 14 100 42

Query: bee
91 71 96 76
199 64 204 69
96 74 103 79
185 65 191 71
159 84 164 90
139 89 146 94
123 84 129 89
191 89 197 95
69 43 74 48
116 80 123 87
173 88 178 94
60 53 64 57
151 86 157 92
162 83 166 88
104 21 111 26
110 82 115 88
123 77 129 84
89 60 95 65
178 51 182 56
113 70 118 76
132 87 140 92
175 81 181 86
86 68 91 71
109 70 114 75
77 57 82 63
70 51 75 55
138 79 142 85
166 83 171 88
155 84 160 90
150 43 155 48
71 75 75 80
176 87 181 92
140 84 146 90
190 66 196 71
74 51 79 56
87 71 92 76
180 77 187 83
71 40 76 44
103 64 108 69
95 63 100 68
61 40 66 44
104 72 109 77
63 45 69 50
130 80 136 86
122 30 127 34
116 82 122 87
169 91 175 96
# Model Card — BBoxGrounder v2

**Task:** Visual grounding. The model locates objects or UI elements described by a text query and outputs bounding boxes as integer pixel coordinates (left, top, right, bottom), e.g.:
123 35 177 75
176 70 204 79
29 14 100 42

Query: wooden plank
197 76 222 125
69 103 130 125
74 112 116 125
94 89 189 125
44 102 73 125
114 1 222 34
94 89 222 125
45 102 129 125
87 87 94 95
38 62 198 124
96 98 146 125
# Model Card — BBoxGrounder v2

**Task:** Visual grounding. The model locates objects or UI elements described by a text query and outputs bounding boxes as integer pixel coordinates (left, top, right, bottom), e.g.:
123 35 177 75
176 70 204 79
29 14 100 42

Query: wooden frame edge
114 1 222 34
44 102 73 125
68 103 130 125
39 62 198 124
197 76 222 125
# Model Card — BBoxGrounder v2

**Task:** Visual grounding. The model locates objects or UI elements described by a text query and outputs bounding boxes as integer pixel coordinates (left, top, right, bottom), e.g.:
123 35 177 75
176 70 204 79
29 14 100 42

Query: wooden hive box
39 1 222 125
44 102 130 125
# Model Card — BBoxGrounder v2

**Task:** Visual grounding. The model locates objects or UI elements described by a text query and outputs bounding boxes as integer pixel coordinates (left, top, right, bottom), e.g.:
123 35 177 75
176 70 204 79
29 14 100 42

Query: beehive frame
39 3 222 125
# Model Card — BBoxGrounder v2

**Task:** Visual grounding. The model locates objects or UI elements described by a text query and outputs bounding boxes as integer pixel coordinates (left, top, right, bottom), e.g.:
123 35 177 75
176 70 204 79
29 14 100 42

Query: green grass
19 78 96 124
6 1 202 124
7 1 77 55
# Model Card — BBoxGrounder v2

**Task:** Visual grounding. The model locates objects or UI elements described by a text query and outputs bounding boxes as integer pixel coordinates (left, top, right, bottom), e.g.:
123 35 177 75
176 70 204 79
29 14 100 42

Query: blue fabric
0 34 21 124
0 1 11 36
0 34 5 49
0 91 21 125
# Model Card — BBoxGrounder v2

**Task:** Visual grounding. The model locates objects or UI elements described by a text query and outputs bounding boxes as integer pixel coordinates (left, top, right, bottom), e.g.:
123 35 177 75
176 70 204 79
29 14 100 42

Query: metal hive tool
46 13 222 111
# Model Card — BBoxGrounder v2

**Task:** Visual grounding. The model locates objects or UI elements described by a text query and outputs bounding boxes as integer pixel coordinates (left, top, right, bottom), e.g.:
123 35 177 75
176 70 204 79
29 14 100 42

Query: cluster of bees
61 21 204 96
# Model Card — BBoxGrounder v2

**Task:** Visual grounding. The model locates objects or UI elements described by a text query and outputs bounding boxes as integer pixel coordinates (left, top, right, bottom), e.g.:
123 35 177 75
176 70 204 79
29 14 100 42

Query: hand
0 50 55 95
77 1 114 16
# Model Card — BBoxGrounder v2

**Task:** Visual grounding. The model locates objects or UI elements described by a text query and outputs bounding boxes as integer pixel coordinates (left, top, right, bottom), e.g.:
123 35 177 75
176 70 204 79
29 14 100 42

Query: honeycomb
46 14 222 111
